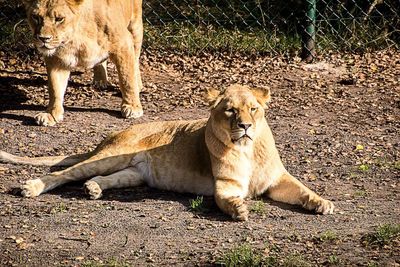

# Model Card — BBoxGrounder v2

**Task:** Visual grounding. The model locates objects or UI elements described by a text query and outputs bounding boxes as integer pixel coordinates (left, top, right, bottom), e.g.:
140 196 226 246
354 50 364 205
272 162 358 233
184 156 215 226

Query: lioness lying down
0 85 334 220
23 0 143 126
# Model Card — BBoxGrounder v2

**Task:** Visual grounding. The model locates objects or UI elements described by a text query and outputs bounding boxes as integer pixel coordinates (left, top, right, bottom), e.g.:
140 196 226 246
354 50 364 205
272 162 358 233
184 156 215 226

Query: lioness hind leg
127 22 143 92
93 61 108 89
84 167 144 199
267 173 334 214
21 155 132 198
111 37 143 119
128 0 143 92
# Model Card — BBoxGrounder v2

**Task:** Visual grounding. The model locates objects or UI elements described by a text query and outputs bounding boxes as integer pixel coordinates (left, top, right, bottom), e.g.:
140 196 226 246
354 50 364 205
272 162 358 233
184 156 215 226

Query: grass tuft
318 230 338 242
81 258 130 267
354 190 367 198
366 261 379 267
282 253 311 267
250 200 266 215
50 202 68 213
362 223 400 247
189 196 206 212
394 161 400 170
216 244 276 267
358 164 370 172
327 255 340 265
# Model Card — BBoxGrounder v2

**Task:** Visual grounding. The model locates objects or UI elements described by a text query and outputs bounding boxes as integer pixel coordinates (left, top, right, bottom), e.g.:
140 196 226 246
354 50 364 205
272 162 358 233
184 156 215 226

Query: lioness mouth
38 40 64 50
40 44 57 49
37 44 55 51
232 134 252 143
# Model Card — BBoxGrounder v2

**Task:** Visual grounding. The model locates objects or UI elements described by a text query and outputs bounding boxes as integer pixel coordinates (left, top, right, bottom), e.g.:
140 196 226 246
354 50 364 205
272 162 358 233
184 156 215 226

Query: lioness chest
56 38 109 69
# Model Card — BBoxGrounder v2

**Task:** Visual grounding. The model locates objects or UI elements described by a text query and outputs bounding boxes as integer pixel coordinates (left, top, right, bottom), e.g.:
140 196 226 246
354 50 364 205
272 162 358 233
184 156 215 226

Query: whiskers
34 38 62 56
230 128 253 143
231 128 244 140
37 46 57 56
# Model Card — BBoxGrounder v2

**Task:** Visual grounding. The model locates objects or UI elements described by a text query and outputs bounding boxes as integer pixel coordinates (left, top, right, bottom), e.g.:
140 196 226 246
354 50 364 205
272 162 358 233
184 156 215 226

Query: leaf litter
0 49 399 266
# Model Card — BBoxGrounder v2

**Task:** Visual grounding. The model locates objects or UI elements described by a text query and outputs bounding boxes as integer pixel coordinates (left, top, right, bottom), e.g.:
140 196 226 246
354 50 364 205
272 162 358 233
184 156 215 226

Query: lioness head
23 0 84 56
207 84 271 146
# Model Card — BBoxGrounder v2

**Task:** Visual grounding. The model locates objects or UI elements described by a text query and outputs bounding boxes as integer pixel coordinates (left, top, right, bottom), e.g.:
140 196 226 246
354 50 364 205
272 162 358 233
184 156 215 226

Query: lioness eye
251 107 257 113
225 108 235 115
55 17 65 23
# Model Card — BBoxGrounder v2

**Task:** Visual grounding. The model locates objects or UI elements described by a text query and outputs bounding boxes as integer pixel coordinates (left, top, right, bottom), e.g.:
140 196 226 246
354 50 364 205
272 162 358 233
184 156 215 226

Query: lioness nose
37 35 53 43
238 123 252 130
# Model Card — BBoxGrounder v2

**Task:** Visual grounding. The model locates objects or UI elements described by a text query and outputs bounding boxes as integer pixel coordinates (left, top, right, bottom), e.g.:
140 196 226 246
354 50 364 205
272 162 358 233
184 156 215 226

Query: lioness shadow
263 198 315 215
54 185 315 218
0 73 38 110
8 182 313 221
70 184 227 221
0 70 121 123
9 183 228 221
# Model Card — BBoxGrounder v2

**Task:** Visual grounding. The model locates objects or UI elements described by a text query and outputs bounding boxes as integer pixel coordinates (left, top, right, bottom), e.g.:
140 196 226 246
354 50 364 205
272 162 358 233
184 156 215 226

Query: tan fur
23 0 144 126
0 85 334 220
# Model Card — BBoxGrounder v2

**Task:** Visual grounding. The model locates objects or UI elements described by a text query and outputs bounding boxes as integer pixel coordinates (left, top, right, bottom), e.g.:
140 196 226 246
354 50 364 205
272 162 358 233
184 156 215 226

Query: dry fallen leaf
15 237 24 244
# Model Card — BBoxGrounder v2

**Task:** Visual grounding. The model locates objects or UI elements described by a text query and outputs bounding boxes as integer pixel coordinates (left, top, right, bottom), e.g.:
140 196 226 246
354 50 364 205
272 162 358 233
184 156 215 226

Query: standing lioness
0 85 334 220
23 0 143 126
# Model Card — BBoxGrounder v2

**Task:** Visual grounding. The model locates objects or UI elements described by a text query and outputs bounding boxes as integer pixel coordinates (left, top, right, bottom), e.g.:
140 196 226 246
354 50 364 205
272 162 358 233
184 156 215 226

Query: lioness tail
0 150 91 167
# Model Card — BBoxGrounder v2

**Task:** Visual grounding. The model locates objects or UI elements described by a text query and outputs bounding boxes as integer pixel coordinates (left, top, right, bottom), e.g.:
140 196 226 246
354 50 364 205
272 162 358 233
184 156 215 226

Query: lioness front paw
121 104 143 119
35 112 62 126
21 179 45 198
315 198 335 215
231 199 249 221
84 181 103 200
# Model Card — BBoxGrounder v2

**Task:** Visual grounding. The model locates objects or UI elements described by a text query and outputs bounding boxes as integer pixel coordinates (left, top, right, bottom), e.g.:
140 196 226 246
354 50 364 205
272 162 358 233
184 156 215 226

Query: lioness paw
316 198 335 215
84 181 103 200
121 104 143 119
21 179 45 198
232 200 249 221
35 112 62 126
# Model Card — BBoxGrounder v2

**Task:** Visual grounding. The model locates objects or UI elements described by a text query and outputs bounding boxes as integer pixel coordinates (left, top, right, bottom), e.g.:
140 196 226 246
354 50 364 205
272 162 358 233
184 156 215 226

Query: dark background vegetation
1 0 399 56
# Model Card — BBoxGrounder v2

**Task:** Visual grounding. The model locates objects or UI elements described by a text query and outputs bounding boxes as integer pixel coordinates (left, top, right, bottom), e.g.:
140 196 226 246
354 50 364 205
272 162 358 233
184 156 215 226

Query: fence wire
0 0 399 58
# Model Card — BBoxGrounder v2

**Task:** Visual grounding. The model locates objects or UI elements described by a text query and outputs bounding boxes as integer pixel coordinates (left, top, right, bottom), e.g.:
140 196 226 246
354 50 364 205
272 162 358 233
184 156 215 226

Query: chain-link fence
1 0 399 59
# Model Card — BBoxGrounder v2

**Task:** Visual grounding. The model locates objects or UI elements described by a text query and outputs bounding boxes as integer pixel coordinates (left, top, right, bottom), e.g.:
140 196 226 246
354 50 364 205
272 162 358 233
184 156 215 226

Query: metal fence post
302 0 316 62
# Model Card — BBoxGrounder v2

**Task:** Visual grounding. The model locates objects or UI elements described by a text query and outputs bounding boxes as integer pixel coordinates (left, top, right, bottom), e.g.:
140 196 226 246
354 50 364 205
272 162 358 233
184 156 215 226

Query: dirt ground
0 50 399 267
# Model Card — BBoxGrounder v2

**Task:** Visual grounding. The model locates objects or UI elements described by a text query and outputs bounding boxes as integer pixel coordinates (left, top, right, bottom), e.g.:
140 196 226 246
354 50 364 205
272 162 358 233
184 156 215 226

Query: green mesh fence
0 0 399 59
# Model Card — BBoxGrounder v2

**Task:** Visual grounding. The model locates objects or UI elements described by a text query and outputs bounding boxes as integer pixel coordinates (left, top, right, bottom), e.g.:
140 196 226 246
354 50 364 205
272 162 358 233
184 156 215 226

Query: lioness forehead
223 86 258 106
29 0 75 11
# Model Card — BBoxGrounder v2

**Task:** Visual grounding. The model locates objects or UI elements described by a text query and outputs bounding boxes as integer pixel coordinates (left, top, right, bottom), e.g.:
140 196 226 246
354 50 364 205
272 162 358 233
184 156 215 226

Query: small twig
256 0 266 26
59 236 87 242
59 236 91 248
364 0 383 21
122 235 128 247
12 19 25 39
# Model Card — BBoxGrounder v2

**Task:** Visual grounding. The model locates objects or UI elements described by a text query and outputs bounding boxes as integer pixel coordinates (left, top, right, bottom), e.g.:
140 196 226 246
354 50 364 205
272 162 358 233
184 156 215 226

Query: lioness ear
22 0 34 6
205 88 222 108
252 86 271 108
